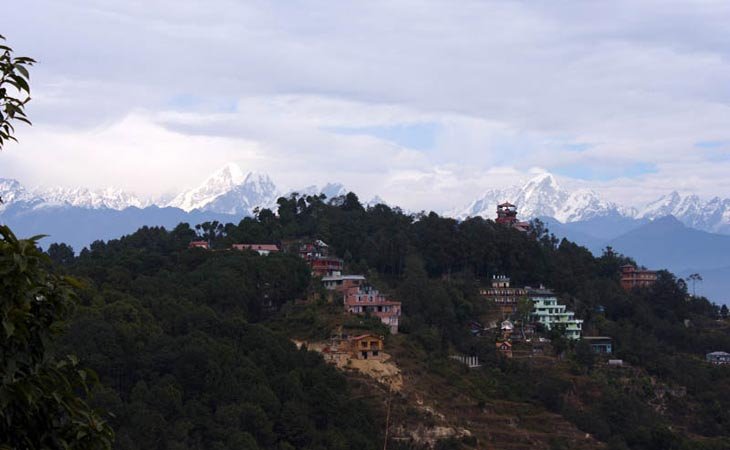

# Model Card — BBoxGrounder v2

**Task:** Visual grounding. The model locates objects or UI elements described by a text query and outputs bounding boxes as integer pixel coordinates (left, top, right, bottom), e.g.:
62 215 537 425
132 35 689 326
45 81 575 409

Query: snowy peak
34 186 147 210
449 172 620 223
638 191 682 219
0 177 145 211
285 182 349 201
215 162 247 185
638 191 730 233
0 178 30 210
168 163 280 215
521 172 560 196
451 173 730 234
365 195 388 207
321 183 347 199
242 172 276 195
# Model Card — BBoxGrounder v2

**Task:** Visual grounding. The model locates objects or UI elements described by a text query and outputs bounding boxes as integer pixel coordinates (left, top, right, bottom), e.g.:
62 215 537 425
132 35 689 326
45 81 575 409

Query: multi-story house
297 239 344 277
322 274 366 292
529 287 583 339
344 285 401 334
706 351 730 365
480 275 527 317
620 264 657 291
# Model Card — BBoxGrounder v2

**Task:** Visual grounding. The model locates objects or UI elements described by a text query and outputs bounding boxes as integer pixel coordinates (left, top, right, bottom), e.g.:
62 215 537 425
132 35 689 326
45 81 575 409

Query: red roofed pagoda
496 202 530 232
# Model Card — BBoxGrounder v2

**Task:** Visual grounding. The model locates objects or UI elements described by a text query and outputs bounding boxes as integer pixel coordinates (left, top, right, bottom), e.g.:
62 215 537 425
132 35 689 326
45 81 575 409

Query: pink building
188 240 210 250
344 285 401 334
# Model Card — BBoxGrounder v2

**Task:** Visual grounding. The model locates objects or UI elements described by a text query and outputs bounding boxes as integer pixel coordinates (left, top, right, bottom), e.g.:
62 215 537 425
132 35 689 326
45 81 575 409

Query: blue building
584 336 613 354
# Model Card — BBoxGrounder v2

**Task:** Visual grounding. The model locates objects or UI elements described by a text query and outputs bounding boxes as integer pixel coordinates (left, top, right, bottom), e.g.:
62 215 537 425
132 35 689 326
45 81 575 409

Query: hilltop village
37 190 730 450
185 202 697 372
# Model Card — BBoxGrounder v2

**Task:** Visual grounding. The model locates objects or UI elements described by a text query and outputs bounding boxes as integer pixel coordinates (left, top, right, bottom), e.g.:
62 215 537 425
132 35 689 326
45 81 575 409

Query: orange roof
351 334 383 341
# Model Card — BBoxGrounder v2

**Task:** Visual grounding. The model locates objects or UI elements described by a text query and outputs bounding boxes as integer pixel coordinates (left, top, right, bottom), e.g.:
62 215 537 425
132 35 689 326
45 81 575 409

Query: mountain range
445 174 730 304
1 164 728 303
448 172 730 235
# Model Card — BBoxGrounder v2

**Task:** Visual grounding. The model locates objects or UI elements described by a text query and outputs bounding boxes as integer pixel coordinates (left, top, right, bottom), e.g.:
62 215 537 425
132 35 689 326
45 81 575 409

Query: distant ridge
448 172 730 235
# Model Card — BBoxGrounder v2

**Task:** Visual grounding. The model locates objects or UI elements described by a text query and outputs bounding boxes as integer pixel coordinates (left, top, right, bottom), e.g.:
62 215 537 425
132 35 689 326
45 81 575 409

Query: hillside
608 216 730 271
38 193 730 450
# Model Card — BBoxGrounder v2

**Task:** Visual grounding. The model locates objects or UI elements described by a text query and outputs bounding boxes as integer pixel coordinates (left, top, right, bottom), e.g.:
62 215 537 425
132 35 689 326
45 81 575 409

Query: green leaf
2 319 14 337
14 64 29 79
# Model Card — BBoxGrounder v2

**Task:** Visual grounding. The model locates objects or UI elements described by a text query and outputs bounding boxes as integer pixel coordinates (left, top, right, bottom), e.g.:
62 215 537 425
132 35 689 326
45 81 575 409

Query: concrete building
479 275 527 317
344 285 401 334
297 239 344 277
529 287 583 339
322 274 366 291
620 264 658 291
706 351 730 365
583 336 613 354
350 334 384 360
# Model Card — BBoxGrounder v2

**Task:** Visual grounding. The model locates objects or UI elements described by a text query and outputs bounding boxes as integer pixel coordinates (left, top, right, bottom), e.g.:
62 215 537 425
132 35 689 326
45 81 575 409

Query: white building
529 288 583 340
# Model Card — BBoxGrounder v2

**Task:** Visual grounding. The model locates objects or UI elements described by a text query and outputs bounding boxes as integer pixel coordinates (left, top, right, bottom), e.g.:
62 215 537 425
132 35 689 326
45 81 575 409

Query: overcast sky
2 0 729 210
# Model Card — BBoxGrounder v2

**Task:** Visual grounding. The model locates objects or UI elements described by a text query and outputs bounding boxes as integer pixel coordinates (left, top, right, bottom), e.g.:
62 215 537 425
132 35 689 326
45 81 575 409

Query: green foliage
37 190 730 449
0 35 35 149
0 226 113 449
54 227 380 449
573 339 596 372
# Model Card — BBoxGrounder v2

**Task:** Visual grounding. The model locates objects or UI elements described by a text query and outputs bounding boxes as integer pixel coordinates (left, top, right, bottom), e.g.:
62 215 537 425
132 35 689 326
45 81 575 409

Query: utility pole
383 383 393 450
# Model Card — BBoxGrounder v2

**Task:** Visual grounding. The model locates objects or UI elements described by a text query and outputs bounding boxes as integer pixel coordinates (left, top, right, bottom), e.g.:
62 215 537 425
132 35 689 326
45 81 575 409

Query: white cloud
1 0 729 211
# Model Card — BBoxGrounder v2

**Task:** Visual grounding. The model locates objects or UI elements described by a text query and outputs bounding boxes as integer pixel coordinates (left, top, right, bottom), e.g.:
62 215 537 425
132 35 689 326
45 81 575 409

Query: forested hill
49 192 730 450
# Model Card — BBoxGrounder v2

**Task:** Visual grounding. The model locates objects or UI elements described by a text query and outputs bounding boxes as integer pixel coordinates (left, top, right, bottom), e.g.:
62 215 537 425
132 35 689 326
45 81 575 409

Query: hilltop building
320 333 386 364
350 334 385 360
480 275 527 317
583 336 613 354
529 287 583 339
706 351 730 365
344 285 401 334
231 243 279 255
297 239 344 277
188 240 210 250
495 202 530 232
620 264 658 291
496 341 513 358
322 274 366 292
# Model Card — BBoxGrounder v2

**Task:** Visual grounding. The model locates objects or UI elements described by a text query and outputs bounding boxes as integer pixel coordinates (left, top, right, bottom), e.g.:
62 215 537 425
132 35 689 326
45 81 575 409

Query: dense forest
39 192 730 449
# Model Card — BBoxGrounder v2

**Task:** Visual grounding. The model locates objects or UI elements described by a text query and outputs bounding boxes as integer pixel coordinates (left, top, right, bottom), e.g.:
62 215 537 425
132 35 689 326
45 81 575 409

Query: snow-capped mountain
288 182 348 200
169 164 280 215
450 173 622 223
168 164 354 215
0 178 146 211
3 164 729 234
32 186 149 210
450 172 730 234
0 178 31 211
638 192 730 234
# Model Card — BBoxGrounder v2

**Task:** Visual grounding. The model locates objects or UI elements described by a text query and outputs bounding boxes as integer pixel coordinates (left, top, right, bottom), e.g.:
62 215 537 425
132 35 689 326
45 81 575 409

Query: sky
1 0 730 211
